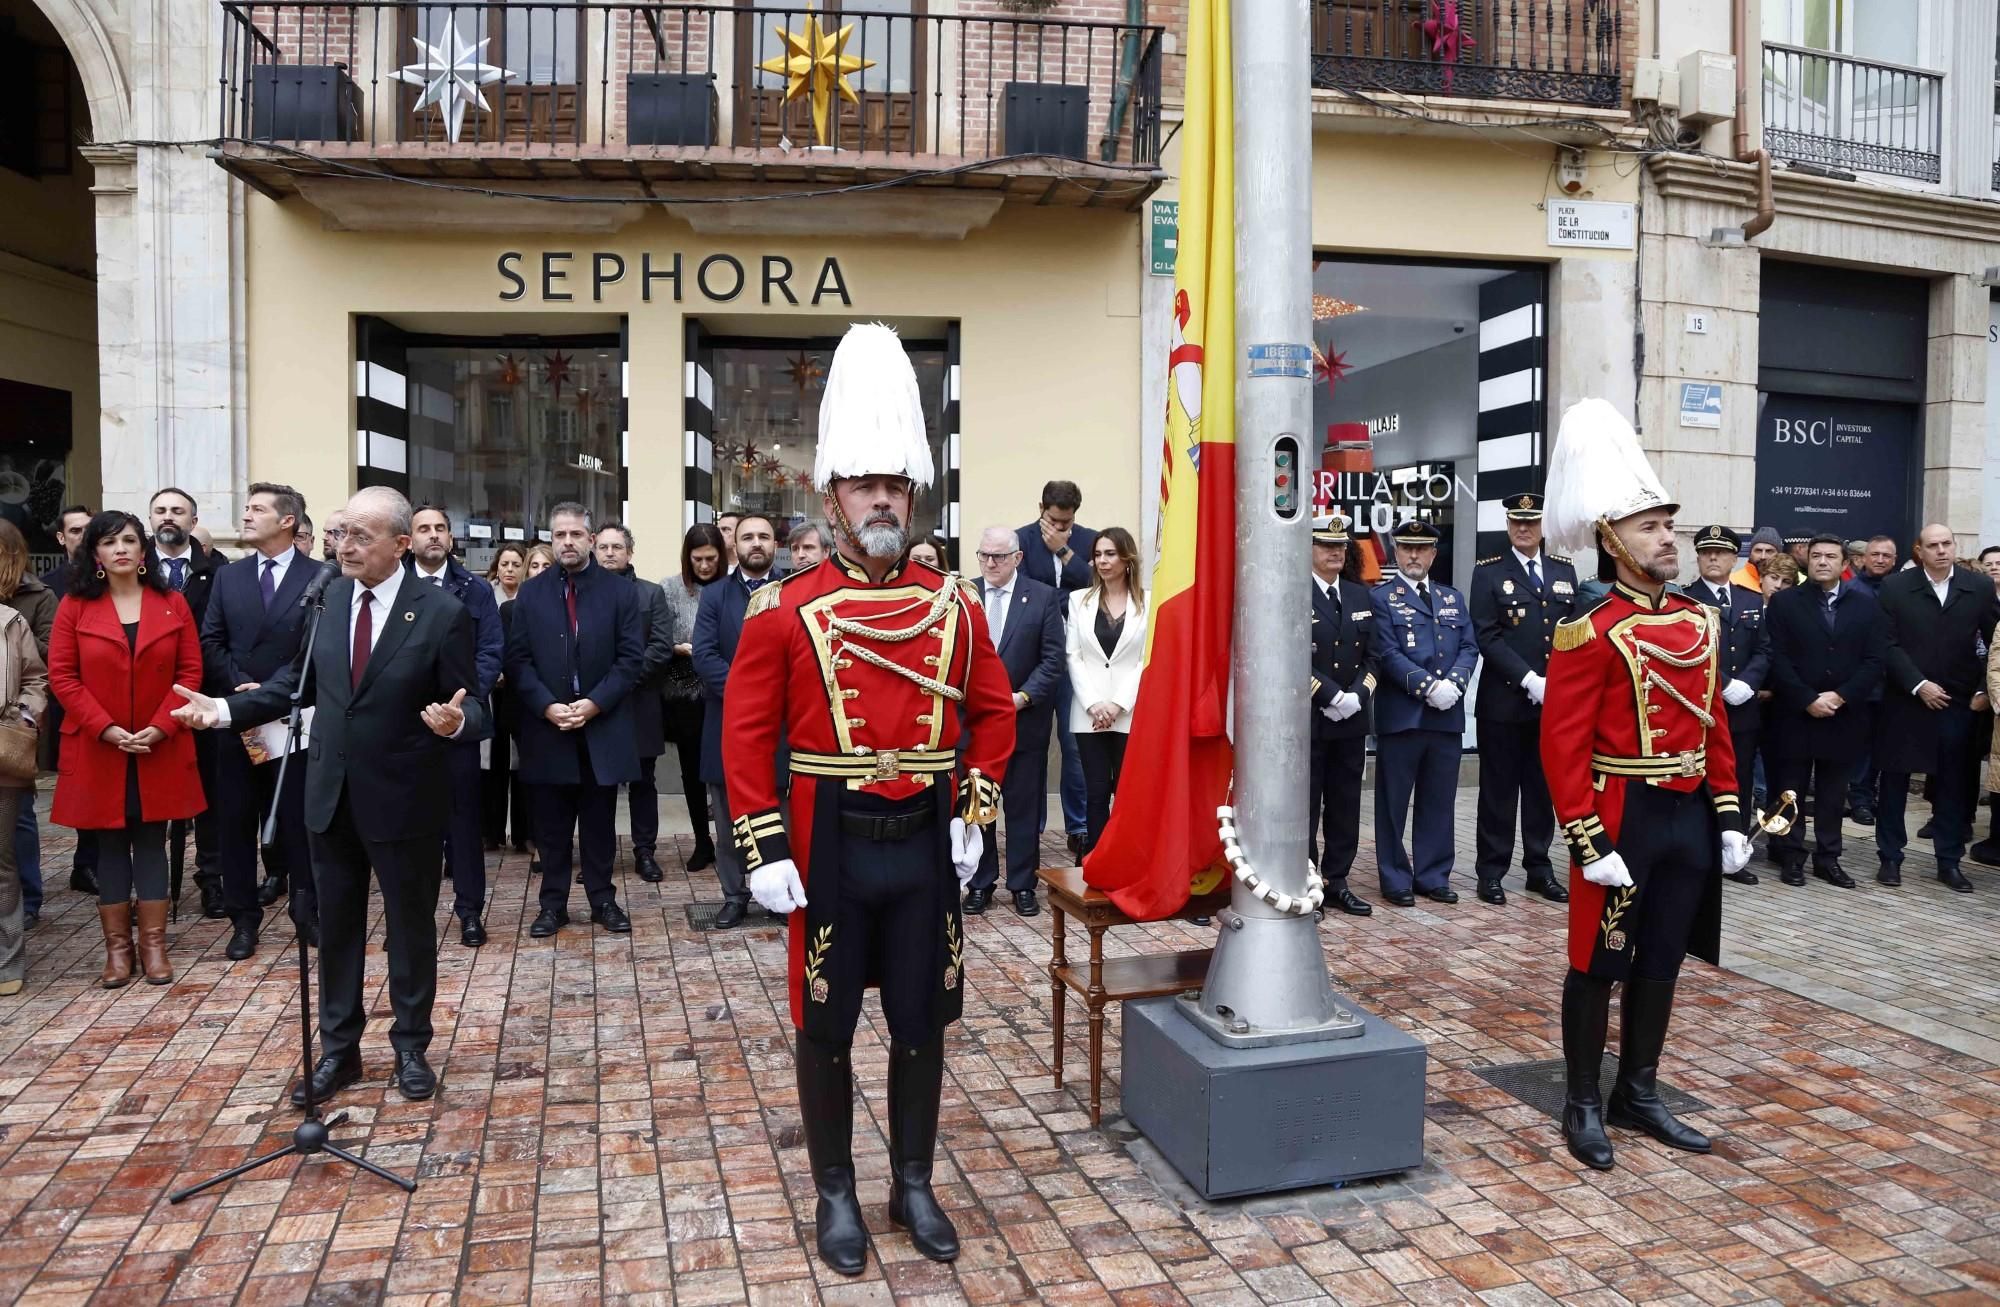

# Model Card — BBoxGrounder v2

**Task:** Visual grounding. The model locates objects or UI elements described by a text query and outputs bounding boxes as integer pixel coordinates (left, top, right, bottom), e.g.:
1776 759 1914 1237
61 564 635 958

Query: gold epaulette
1476 554 1502 566
1549 553 1572 565
1554 612 1597 652
956 575 980 606
746 582 784 619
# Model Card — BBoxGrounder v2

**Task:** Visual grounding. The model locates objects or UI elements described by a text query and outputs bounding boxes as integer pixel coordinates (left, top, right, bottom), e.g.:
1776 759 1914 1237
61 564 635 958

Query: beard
1638 549 1677 584
155 522 186 548
857 522 907 559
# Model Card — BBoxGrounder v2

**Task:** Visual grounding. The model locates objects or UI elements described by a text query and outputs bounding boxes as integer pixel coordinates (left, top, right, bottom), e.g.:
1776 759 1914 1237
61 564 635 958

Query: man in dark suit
1308 515 1375 917
1469 493 1576 906
150 487 228 917
1686 525 1770 883
962 526 1064 917
1874 523 2000 892
1764 534 1885 888
594 523 674 883
1015 480 1098 858
199 482 324 960
171 486 485 1104
41 504 97 896
507 502 644 937
407 505 504 946
1370 520 1478 906
690 513 780 929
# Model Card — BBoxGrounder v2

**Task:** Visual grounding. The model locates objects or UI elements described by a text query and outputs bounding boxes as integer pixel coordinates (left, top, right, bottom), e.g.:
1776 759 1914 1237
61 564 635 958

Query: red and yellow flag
1081 0 1234 920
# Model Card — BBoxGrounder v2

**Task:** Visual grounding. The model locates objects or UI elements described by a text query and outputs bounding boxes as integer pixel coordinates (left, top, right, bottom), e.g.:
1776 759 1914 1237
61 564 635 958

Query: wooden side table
1036 865 1227 1126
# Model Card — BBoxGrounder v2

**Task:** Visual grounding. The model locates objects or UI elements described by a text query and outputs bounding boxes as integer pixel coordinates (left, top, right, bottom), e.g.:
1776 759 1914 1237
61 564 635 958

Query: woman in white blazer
1066 526 1148 854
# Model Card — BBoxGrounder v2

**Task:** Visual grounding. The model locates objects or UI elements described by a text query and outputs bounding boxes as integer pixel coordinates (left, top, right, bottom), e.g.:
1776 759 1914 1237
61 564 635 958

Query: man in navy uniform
1469 493 1575 906
1370 519 1477 907
1308 514 1376 917
1686 524 1769 884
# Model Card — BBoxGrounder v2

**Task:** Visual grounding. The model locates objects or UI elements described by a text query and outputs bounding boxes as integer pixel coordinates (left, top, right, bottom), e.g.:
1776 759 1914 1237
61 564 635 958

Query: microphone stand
171 571 415 1201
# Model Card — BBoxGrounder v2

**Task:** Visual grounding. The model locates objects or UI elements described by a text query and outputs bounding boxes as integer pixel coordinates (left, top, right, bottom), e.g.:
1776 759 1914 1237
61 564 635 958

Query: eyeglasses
975 551 1018 563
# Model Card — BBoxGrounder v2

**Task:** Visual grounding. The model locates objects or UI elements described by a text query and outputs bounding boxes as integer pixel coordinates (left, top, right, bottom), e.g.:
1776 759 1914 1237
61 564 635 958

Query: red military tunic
1539 581 1739 978
722 551 1016 1040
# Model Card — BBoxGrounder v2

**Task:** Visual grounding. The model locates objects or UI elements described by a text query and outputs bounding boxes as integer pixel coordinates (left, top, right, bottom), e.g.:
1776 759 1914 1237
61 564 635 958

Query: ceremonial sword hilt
1753 789 1798 837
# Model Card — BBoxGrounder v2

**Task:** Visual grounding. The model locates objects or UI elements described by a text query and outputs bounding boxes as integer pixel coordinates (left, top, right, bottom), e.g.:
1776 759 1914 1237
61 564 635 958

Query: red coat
50 588 208 829
1539 582 1737 977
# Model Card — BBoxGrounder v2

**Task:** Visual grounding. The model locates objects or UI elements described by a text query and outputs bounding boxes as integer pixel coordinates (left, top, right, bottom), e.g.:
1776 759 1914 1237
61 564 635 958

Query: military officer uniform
722 323 1016 1278
1684 524 1770 884
1308 515 1377 916
1369 520 1478 905
1469 493 1576 904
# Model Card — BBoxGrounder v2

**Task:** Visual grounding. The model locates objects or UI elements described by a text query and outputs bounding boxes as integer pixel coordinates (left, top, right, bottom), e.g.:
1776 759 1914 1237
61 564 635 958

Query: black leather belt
839 805 935 842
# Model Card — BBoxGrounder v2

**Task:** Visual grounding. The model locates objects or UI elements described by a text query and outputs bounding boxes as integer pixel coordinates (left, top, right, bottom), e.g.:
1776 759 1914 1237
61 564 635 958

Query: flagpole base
1123 994 1425 1200
1191 908 1353 1044
1175 989 1365 1048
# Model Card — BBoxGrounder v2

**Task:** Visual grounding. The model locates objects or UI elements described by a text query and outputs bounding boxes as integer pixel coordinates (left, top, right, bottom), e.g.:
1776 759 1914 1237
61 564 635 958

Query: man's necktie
432 575 445 589
565 574 580 637
260 559 277 610
168 557 186 591
1822 590 1838 632
745 575 773 594
1527 558 1542 593
986 587 1005 649
1416 582 1430 607
351 590 373 689
1714 584 1730 611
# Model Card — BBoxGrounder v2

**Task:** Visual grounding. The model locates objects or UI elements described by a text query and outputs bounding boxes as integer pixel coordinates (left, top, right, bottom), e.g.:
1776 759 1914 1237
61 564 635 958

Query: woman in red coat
49 511 206 987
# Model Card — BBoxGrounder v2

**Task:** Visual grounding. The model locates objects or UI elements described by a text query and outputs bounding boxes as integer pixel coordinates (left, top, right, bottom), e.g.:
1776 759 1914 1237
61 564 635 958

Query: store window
707 335 948 551
1309 257 1545 586
402 338 622 542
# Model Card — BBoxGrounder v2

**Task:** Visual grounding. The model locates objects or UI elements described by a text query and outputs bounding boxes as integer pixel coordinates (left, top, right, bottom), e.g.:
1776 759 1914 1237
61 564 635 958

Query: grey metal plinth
1122 995 1426 1200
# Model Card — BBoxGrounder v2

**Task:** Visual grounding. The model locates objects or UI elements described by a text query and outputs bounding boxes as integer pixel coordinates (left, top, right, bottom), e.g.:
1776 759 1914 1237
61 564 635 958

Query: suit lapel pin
404 611 415 622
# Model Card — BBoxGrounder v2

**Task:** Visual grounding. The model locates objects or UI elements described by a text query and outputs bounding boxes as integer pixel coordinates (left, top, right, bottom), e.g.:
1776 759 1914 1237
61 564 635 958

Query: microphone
299 561 339 609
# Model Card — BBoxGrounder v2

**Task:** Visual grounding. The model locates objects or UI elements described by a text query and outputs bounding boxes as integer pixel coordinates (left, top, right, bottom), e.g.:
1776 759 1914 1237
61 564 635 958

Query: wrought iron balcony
213 2 1164 208
1762 42 1942 184
1309 0 1623 110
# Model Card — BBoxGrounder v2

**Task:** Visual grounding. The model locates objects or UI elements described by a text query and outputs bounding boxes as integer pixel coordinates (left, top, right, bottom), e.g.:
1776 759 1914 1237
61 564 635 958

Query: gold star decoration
758 5 876 146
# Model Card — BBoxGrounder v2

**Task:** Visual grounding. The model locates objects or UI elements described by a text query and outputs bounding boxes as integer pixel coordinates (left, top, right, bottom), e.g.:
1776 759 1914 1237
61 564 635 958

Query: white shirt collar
414 556 450 581
156 542 193 562
1313 573 1333 598
357 560 406 612
986 575 1014 600
257 546 295 576
1400 569 1429 589
1512 546 1541 571
1822 581 1841 602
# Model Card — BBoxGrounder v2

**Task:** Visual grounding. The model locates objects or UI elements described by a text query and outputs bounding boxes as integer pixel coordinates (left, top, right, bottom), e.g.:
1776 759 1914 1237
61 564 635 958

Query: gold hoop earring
137 564 147 576
94 569 105 580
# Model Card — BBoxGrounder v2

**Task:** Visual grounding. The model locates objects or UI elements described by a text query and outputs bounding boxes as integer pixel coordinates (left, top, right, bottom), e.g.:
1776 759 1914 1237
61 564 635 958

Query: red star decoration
783 349 825 391
1313 343 1351 396
543 350 573 399
1421 0 1476 89
494 353 524 388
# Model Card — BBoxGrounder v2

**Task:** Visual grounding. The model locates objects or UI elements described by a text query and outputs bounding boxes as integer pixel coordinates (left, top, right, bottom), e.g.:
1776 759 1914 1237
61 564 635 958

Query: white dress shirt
216 564 424 729
1928 570 1952 605
413 557 450 589
255 546 297 592
981 577 1013 648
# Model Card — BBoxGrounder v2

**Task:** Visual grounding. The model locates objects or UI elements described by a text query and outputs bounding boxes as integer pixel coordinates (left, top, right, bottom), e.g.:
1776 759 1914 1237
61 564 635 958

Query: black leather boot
1560 970 1614 1171
886 1039 959 1261
794 1037 868 1276
1606 976 1711 1154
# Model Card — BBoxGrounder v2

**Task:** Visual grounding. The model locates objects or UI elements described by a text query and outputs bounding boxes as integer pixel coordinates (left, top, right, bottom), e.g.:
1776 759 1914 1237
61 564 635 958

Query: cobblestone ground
3 792 1999 1306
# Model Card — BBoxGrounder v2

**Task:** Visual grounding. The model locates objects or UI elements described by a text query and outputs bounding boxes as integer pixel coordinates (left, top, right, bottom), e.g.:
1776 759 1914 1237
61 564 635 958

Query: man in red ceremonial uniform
723 324 1015 1276
1539 399 1753 1172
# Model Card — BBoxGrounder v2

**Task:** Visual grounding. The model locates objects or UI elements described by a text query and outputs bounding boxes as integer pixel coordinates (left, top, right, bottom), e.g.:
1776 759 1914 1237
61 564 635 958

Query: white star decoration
392 14 514 144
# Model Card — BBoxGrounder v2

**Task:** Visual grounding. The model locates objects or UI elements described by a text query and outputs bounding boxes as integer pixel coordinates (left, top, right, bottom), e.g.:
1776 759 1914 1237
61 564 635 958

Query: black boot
1560 970 1614 1171
794 1037 868 1276
1606 977 1711 1154
886 1039 959 1262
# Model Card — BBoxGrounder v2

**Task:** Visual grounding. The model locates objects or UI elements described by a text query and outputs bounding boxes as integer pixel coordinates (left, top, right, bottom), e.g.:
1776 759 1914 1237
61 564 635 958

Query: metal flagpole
1179 0 1355 1044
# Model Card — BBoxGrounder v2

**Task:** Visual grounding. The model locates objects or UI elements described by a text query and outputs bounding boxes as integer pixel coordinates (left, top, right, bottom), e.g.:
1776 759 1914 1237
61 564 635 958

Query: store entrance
699 331 951 562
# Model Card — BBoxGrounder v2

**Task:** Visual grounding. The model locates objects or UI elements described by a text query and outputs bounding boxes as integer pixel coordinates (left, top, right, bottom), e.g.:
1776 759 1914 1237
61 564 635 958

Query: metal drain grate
684 901 785 932
1473 1056 1709 1123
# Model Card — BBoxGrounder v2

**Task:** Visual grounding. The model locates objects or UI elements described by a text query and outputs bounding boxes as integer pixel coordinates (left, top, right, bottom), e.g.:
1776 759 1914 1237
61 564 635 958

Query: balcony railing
1762 42 1942 184
215 3 1163 189
1309 0 1623 109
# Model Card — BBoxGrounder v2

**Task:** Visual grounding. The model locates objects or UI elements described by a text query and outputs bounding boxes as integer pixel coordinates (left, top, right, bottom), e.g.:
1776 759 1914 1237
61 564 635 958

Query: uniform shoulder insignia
956 576 981 606
746 582 785 619
1554 602 1606 652
1476 554 1502 567
1548 553 1572 566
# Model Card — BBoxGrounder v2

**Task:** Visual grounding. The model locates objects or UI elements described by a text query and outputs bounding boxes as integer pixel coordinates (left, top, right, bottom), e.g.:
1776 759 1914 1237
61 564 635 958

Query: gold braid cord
1630 629 1715 729
827 584 966 701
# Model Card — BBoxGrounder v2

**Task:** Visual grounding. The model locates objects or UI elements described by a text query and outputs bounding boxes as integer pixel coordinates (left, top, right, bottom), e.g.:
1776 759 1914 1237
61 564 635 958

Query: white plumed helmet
812 323 935 492
1542 398 1678 557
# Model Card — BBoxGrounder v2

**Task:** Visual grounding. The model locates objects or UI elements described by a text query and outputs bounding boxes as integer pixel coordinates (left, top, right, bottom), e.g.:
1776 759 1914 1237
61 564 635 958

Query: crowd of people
1304 504 2000 916
0 476 1158 1005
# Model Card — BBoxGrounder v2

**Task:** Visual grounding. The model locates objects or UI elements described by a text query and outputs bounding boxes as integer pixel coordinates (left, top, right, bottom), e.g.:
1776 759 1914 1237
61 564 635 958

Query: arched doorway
0 0 106 565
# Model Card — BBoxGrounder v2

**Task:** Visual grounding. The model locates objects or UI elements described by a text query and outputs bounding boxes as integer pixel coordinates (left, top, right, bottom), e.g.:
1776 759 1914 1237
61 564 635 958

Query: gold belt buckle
872 750 901 781
1678 750 1699 776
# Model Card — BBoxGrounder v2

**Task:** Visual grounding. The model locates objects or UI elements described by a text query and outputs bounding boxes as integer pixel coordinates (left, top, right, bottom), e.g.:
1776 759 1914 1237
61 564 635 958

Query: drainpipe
1731 0 1776 238
1099 0 1147 162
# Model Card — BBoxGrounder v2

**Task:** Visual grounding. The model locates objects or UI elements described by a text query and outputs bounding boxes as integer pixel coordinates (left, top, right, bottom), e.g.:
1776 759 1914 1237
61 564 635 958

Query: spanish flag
1081 0 1234 920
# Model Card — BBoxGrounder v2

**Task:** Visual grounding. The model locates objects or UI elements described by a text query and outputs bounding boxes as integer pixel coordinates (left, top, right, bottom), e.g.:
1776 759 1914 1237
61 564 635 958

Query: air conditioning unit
1678 51 1736 125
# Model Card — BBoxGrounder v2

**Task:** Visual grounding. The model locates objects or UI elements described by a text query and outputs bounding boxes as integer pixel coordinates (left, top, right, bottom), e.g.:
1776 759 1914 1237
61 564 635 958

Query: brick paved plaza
3 792 2000 1306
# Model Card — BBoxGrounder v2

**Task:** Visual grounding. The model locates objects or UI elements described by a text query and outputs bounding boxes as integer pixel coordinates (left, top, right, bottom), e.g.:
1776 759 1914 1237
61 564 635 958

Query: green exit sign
1149 199 1178 277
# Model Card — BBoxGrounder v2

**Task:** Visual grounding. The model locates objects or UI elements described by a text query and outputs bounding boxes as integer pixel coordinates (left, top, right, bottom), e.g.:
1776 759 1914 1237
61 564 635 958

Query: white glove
1722 679 1754 707
1425 680 1462 711
1720 830 1752 875
1521 672 1546 705
1321 691 1361 723
1581 851 1634 888
748 858 807 914
949 818 983 886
